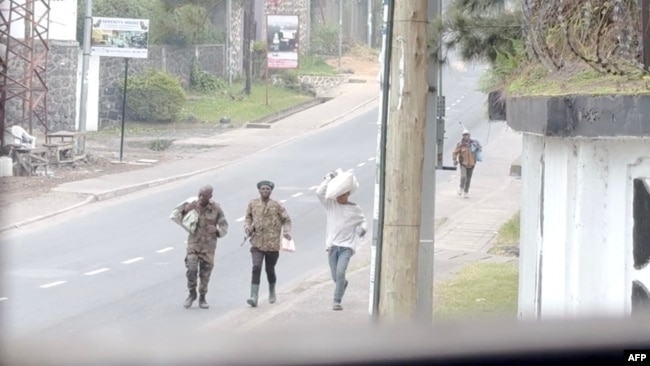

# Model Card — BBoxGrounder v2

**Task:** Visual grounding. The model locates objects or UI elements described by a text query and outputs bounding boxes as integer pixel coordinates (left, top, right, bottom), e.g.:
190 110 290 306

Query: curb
245 97 329 128
0 95 381 233
318 95 379 129
0 195 96 233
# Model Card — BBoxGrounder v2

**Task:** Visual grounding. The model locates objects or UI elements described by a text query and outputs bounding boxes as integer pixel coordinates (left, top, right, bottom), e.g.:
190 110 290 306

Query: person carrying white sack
316 169 368 311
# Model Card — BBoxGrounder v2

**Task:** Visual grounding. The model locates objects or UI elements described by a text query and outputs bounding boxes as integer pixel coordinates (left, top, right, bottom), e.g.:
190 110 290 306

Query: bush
310 24 340 56
126 69 186 122
190 61 226 93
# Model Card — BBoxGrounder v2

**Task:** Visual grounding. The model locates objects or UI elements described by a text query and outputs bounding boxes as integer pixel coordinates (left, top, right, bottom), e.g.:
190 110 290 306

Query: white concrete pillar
518 133 544 320
539 138 569 317
572 140 616 317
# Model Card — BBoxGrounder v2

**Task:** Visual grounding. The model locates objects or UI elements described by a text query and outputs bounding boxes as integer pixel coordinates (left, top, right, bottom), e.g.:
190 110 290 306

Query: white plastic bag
325 169 359 199
281 237 296 252
170 196 199 234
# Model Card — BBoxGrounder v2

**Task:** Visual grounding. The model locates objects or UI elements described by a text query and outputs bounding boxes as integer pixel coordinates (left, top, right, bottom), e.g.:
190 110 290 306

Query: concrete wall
518 135 650 319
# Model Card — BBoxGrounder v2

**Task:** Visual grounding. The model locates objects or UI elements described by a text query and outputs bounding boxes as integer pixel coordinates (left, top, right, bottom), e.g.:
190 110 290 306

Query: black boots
247 284 260 307
198 294 209 309
269 283 276 304
183 289 197 308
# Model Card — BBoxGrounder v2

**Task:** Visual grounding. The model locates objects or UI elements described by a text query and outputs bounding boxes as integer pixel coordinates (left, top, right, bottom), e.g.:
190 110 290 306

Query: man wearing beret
244 180 292 307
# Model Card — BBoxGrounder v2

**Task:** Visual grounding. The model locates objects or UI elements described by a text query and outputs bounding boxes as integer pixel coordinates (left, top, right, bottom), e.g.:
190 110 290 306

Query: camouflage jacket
244 198 292 252
183 200 228 252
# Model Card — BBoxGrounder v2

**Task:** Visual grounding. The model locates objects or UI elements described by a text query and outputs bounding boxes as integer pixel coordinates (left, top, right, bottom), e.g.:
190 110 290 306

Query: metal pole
119 58 129 162
369 0 394 324
367 0 373 47
643 0 650 69
338 0 343 69
416 0 439 323
435 0 445 170
77 0 93 154
227 0 232 85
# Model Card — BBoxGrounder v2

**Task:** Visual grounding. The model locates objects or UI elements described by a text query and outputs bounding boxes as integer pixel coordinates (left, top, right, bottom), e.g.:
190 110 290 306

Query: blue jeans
328 246 353 303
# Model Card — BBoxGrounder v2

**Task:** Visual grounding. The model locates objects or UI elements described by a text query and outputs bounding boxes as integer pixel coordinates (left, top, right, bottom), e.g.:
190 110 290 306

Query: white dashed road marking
357 163 366 167
236 217 245 222
0 297 8 302
291 192 303 198
308 186 319 190
84 268 110 276
122 257 143 264
368 157 375 161
156 247 174 253
40 281 66 289
280 199 287 203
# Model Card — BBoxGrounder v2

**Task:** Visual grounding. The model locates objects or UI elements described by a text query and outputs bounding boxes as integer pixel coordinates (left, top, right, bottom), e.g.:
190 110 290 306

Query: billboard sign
90 17 149 59
266 15 299 69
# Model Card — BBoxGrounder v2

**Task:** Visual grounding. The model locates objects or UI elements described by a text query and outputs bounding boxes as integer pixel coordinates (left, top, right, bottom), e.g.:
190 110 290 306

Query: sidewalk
201 125 522 333
0 81 379 232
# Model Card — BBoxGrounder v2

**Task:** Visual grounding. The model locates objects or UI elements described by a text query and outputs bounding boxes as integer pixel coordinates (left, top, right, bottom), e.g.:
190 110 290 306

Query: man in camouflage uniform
180 185 228 309
244 180 292 307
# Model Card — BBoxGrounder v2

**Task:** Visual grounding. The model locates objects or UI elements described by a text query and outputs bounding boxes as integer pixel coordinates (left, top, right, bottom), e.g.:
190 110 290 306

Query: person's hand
184 201 197 212
207 225 218 234
245 227 253 237
359 229 367 238
326 171 338 179
453 160 458 166
283 233 292 241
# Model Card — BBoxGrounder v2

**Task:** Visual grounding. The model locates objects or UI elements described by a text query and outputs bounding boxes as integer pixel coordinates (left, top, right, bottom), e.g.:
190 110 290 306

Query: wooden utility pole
378 0 429 321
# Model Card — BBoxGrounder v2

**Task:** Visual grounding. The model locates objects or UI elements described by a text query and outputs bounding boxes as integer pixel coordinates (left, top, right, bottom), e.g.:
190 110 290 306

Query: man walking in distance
453 129 482 199
179 185 228 309
244 180 292 307
316 171 367 311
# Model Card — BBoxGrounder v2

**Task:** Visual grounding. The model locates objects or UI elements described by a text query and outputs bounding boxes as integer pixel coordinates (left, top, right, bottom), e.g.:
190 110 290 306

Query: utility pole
415 0 439 323
243 0 254 95
227 0 232 85
338 0 343 69
642 0 650 69
77 0 93 154
378 0 429 321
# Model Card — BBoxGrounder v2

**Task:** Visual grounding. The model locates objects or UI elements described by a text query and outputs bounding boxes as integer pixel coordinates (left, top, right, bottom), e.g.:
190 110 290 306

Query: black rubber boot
247 284 259 307
183 289 197 308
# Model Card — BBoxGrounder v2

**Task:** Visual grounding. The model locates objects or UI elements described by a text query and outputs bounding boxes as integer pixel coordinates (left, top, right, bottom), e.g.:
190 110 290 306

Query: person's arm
279 204 292 240
215 205 229 238
244 201 254 236
316 171 337 205
452 143 461 165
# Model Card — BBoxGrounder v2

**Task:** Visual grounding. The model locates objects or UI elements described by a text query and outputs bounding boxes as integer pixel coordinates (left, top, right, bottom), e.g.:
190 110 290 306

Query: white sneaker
457 188 463 196
463 192 469 199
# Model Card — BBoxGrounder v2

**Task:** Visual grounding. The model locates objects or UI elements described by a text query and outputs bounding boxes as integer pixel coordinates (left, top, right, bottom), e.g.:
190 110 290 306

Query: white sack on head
325 169 359 199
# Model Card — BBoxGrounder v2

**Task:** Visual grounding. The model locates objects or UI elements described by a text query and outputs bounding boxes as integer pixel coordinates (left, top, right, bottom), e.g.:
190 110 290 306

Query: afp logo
625 350 649 363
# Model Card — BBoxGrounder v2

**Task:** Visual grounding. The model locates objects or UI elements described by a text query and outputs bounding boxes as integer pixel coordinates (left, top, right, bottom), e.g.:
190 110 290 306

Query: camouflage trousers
185 248 215 295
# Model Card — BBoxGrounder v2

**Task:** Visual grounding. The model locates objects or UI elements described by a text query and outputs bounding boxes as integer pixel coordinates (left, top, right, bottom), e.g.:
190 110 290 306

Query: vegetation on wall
431 0 647 96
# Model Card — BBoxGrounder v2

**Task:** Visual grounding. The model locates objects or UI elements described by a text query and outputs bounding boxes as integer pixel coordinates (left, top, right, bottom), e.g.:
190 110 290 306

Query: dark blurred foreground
2 315 650 366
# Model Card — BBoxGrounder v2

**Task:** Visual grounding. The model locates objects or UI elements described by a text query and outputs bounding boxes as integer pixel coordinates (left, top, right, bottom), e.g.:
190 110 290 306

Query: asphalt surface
0 58 504 340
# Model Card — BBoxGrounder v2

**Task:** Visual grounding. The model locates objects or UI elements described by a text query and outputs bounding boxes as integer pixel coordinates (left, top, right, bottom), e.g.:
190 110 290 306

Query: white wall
519 135 650 319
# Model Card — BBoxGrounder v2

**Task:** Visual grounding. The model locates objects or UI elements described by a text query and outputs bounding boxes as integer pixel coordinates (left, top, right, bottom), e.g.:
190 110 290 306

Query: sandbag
326 169 359 199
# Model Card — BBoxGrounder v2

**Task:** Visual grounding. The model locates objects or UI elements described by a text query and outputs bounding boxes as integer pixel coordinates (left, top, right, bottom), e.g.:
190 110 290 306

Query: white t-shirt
316 176 368 252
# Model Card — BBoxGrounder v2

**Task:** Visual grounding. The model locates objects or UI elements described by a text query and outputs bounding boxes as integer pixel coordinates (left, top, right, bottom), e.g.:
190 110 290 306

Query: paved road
0 57 505 339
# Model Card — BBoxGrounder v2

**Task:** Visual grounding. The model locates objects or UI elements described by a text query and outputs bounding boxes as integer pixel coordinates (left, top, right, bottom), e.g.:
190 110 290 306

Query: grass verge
91 82 312 137
183 82 312 125
488 212 520 257
433 262 518 320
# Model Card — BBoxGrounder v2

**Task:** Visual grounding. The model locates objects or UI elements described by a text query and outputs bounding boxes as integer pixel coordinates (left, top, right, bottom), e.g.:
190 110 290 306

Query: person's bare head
198 185 213 206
